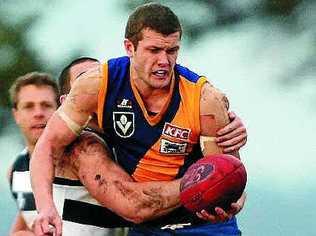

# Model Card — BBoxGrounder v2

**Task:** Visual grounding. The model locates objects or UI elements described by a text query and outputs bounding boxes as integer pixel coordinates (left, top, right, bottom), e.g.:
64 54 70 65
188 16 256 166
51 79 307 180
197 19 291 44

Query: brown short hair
125 3 182 48
9 72 59 108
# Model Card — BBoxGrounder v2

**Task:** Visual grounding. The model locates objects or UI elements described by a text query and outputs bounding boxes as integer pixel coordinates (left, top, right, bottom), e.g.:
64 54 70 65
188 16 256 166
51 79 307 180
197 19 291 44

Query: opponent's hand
216 111 247 153
33 205 62 236
196 192 246 223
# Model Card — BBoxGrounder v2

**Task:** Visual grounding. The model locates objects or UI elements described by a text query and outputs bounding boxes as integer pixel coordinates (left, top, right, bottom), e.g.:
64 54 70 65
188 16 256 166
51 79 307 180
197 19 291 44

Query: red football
180 154 247 213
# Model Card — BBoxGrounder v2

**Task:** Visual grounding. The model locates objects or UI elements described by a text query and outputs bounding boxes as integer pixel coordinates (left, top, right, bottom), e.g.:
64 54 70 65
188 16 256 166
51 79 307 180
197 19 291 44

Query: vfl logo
160 139 187 154
113 112 134 138
163 123 190 140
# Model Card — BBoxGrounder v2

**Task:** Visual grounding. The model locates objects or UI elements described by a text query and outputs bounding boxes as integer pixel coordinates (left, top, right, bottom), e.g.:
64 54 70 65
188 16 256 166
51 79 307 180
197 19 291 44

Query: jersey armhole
195 77 208 136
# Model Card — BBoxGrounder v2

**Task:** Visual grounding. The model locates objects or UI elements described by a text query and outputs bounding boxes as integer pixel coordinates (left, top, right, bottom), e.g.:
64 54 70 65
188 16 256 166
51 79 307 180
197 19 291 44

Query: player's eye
167 47 178 54
149 48 160 54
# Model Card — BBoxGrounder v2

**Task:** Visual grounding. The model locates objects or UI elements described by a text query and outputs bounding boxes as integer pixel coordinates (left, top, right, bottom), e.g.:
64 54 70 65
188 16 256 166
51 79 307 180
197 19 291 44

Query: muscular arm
198 82 245 221
30 67 102 213
68 132 180 224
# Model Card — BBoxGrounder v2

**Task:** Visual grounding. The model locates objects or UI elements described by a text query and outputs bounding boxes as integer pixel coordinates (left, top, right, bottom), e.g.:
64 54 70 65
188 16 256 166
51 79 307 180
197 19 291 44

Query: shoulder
200 82 229 114
71 64 103 94
175 64 201 83
66 64 104 113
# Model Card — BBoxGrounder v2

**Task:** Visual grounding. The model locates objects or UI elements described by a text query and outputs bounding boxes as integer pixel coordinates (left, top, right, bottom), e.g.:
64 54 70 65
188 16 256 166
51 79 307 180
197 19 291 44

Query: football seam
183 164 246 210
200 165 246 202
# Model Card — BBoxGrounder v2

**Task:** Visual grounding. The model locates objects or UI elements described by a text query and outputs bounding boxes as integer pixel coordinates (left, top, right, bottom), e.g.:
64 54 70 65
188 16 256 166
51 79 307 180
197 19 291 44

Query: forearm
73 133 182 223
30 113 76 211
119 179 181 223
92 178 181 223
79 157 180 223
30 139 55 211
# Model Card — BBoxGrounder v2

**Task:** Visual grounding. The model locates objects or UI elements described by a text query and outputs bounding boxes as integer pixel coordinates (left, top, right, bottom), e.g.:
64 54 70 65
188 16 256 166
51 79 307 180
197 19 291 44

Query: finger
217 129 246 144
53 217 63 236
216 125 246 142
222 139 246 153
41 219 51 234
217 119 242 136
33 220 44 236
228 111 236 120
217 124 238 136
201 209 219 223
230 202 243 214
215 207 230 221
196 210 217 223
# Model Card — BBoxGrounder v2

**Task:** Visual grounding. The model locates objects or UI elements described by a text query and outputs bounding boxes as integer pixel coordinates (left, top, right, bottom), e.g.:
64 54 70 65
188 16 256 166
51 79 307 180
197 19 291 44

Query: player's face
125 28 180 90
13 85 58 146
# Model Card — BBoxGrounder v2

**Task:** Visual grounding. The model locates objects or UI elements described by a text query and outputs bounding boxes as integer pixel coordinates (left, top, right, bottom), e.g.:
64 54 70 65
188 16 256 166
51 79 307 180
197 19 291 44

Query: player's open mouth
152 70 168 78
31 124 46 129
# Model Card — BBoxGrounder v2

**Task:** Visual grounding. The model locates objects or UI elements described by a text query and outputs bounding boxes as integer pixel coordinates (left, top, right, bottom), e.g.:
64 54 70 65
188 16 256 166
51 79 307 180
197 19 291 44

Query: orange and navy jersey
98 56 207 182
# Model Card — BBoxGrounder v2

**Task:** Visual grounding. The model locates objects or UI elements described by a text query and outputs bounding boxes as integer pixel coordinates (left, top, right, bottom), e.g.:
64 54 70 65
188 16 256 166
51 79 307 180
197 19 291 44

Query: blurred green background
1 0 315 235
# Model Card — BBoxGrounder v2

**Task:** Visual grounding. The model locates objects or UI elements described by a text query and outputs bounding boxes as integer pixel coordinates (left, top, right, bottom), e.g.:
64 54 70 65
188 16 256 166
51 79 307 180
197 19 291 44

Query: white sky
1 1 315 235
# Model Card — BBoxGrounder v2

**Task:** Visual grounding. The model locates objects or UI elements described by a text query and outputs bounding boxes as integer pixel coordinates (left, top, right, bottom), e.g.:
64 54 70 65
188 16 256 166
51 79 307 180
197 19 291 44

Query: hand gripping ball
180 154 247 213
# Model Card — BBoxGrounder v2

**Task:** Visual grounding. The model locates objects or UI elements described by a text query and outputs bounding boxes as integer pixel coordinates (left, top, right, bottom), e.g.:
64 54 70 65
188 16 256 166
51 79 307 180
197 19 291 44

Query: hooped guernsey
97 56 240 232
9 148 117 235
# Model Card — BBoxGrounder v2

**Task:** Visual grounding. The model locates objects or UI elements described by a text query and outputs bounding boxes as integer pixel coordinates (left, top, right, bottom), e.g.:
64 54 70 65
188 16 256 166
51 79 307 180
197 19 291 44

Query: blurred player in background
8 72 59 236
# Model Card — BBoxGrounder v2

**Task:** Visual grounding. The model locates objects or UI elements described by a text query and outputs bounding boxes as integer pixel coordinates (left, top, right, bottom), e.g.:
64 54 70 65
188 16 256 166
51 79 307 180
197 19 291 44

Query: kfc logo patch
163 123 190 140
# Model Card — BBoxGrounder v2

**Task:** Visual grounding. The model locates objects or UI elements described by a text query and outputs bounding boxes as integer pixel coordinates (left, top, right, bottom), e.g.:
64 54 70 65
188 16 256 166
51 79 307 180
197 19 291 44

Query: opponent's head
124 3 182 90
10 72 59 148
58 57 99 96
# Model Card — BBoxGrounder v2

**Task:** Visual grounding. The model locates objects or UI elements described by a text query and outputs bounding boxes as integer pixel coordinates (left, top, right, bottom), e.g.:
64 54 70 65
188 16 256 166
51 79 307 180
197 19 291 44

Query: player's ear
60 95 67 104
124 39 135 57
12 108 20 125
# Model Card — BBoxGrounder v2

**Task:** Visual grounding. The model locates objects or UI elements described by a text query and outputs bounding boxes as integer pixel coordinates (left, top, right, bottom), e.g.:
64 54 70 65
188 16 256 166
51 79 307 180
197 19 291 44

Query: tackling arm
30 67 102 234
69 131 181 224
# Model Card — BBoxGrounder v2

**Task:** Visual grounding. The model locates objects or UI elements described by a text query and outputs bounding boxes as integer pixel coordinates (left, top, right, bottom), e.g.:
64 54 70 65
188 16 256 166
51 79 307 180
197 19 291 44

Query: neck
130 69 174 114
131 71 170 100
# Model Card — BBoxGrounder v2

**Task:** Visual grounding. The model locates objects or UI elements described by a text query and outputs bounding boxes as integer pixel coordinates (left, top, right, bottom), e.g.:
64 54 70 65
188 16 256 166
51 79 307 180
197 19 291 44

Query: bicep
200 82 230 136
62 66 102 130
199 82 230 155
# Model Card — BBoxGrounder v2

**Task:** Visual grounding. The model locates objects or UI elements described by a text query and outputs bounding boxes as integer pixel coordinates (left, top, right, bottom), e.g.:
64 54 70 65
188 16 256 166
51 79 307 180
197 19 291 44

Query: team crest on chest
113 112 135 138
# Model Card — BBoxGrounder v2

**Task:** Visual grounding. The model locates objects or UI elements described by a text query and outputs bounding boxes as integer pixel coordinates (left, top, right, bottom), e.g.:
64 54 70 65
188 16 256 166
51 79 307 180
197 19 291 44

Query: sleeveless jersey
98 56 207 182
96 57 240 232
